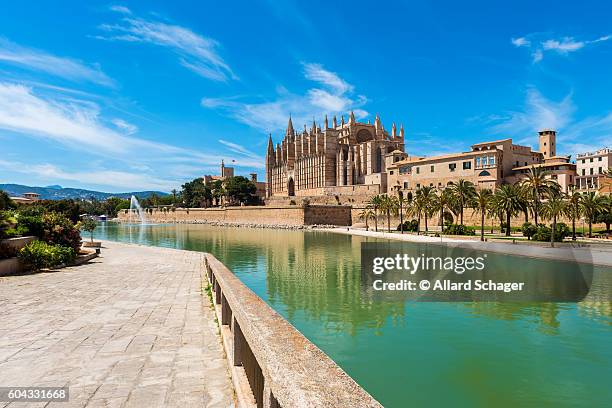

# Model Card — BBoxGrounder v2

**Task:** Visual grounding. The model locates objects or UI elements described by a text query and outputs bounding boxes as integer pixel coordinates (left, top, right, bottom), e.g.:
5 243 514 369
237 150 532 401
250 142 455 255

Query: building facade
575 148 612 193
387 130 577 194
265 113 405 198
203 160 266 203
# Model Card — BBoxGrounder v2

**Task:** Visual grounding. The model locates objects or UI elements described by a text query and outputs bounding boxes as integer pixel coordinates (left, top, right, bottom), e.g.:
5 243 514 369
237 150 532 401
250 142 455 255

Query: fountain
129 195 146 225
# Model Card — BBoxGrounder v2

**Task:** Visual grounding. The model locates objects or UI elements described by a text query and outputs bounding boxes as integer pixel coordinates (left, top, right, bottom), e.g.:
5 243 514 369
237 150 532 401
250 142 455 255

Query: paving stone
0 241 234 407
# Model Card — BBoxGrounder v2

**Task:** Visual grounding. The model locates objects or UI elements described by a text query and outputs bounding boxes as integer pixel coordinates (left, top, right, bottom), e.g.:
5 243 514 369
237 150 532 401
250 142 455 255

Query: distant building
203 160 266 203
387 130 577 193
10 192 41 204
575 148 612 193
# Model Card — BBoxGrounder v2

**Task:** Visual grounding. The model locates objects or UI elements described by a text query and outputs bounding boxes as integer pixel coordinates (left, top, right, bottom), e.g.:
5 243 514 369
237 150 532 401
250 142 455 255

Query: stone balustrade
204 254 383 408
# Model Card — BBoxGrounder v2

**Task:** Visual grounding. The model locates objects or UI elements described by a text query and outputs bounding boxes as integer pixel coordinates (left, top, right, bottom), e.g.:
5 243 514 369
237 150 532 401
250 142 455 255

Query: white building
576 148 611 191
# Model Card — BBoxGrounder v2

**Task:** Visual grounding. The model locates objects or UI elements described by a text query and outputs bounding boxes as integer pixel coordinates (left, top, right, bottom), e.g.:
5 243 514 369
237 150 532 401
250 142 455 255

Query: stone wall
117 205 352 226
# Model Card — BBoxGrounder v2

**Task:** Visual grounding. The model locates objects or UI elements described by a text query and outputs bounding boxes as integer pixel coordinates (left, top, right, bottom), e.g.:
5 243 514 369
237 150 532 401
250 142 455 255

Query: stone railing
204 254 382 408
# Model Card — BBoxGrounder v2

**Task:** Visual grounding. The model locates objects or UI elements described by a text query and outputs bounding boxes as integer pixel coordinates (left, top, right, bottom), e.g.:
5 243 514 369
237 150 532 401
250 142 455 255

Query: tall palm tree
516 183 532 223
599 195 612 232
380 195 399 232
433 188 455 227
368 195 384 232
396 191 410 234
541 191 567 247
415 186 436 232
564 187 582 241
358 208 375 231
520 166 557 226
472 188 493 241
579 192 604 238
492 184 523 237
449 179 476 225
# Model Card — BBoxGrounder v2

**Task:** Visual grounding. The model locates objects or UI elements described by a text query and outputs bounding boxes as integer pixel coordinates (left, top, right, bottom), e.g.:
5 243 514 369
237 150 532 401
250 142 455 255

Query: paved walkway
0 241 234 407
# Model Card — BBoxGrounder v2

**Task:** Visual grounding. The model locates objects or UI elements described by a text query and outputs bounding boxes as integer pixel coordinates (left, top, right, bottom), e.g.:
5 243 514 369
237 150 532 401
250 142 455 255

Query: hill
0 184 168 201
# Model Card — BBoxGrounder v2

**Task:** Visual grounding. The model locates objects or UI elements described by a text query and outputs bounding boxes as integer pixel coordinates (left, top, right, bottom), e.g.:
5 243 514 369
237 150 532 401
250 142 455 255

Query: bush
397 219 419 232
521 222 537 240
16 214 45 237
18 241 75 270
532 223 570 242
443 224 476 236
41 213 82 252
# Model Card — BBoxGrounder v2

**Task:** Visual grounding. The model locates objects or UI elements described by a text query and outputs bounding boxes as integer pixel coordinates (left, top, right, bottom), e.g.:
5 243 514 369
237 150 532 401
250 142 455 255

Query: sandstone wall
117 205 352 226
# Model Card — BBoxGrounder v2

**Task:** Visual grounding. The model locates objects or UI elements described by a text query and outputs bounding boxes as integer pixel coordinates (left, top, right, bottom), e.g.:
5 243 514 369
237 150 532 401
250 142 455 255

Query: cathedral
266 112 406 198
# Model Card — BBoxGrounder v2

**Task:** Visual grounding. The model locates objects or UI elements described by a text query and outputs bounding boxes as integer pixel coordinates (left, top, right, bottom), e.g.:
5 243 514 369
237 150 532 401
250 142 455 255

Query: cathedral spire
341 115 345 126
349 111 356 124
400 123 405 138
267 133 274 153
392 122 397 137
333 115 337 128
324 114 329 129
286 115 294 136
375 113 381 130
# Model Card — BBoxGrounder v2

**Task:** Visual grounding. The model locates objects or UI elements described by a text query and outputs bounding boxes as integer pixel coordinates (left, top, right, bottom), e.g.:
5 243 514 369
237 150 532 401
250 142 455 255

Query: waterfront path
0 241 234 407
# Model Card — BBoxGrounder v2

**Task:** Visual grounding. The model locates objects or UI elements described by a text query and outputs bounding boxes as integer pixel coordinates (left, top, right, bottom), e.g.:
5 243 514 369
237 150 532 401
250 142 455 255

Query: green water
93 223 612 408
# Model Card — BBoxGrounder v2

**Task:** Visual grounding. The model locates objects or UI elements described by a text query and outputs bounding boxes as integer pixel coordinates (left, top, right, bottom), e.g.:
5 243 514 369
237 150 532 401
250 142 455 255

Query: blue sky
0 0 611 192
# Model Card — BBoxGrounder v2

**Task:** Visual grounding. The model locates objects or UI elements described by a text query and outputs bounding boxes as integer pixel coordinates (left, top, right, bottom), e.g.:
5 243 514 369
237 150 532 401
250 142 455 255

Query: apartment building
575 148 612 192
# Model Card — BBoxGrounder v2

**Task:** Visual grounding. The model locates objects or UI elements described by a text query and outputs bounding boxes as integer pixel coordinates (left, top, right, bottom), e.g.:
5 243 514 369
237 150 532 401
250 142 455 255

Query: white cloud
511 37 530 47
0 159 176 191
485 88 612 155
218 139 262 160
96 13 235 81
511 33 611 63
0 81 264 180
111 118 138 135
542 38 585 54
202 62 368 132
0 38 114 86
109 5 131 15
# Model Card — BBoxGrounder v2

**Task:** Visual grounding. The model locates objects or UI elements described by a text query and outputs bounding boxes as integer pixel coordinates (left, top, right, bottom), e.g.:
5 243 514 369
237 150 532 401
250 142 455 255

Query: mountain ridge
0 184 168 201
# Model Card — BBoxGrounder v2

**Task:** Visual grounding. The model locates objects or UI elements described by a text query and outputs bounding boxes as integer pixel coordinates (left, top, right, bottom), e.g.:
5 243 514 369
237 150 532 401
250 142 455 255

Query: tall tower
265 134 275 197
539 129 556 159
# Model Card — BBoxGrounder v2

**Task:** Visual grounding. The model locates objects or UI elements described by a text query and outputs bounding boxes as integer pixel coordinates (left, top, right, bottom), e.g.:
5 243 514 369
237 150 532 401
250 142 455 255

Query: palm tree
516 183 531 223
433 188 455 227
380 195 399 232
415 186 436 232
492 184 523 237
541 191 567 247
368 195 384 232
449 179 476 225
171 189 178 205
396 190 410 234
564 188 582 241
579 192 604 237
471 189 493 241
520 166 557 226
358 208 375 231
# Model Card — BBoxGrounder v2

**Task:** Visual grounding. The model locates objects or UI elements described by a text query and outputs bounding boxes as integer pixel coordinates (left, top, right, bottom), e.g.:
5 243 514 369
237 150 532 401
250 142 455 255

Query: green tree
415 186 436 232
448 179 476 225
181 178 212 208
492 184 523 237
594 194 612 232
224 176 257 204
358 208 375 231
564 188 582 241
579 192 604 237
433 188 455 227
541 191 567 247
368 195 384 232
520 166 558 226
471 188 493 241
0 190 16 210
379 195 399 232
80 217 97 243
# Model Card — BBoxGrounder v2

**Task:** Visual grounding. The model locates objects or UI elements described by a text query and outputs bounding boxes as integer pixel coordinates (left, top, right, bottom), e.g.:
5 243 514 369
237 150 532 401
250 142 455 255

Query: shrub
521 222 537 240
18 241 75 270
443 224 476 236
16 214 45 237
43 213 82 252
397 219 419 232
532 223 570 242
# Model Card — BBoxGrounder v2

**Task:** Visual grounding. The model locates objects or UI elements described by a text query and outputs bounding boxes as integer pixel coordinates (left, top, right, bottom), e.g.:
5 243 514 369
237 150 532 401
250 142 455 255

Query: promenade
0 241 234 407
